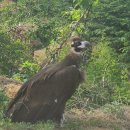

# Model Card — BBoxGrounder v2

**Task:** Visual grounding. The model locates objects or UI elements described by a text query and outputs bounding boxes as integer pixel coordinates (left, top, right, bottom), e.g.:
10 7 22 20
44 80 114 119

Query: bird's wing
28 65 82 104
6 63 61 112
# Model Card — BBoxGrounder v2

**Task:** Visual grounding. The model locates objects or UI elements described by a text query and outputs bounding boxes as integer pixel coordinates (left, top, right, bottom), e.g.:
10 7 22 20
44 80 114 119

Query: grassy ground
0 107 130 130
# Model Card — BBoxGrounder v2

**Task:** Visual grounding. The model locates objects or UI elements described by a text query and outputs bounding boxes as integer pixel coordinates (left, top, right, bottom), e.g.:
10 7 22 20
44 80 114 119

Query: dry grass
0 76 22 98
0 0 12 8
34 49 47 64
63 107 130 130
4 83 21 99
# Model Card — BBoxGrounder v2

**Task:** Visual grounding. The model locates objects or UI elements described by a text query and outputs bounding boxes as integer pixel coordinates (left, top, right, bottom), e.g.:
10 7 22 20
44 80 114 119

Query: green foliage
0 89 8 126
83 0 130 63
85 41 129 105
12 61 40 82
0 90 8 110
68 0 130 106
87 41 121 85
113 82 130 105
0 32 33 76
0 0 70 47
0 0 77 78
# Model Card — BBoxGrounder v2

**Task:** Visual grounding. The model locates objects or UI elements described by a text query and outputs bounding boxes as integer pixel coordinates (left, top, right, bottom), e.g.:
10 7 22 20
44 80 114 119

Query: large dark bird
5 37 91 123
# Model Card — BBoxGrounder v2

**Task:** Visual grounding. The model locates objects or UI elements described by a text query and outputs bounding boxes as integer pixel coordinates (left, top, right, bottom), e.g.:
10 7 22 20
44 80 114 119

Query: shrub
67 40 129 109
12 61 40 82
85 41 129 105
0 32 33 76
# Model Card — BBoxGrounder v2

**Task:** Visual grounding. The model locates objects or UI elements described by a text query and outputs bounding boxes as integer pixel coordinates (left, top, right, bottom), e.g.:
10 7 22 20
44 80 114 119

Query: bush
85 41 129 105
12 61 40 82
0 32 33 77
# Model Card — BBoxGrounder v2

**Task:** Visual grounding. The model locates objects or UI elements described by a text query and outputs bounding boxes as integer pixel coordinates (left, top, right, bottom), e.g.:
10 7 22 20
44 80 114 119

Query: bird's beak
78 41 91 49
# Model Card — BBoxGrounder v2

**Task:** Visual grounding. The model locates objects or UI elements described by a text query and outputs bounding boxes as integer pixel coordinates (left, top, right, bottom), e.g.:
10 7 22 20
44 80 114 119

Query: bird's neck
61 49 82 67
71 48 82 55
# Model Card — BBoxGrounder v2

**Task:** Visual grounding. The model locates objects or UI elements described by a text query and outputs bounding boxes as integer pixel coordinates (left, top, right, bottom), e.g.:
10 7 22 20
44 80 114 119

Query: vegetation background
0 0 130 129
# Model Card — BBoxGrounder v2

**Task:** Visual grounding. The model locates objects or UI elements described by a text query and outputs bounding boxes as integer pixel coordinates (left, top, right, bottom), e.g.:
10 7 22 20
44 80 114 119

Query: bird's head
71 37 91 53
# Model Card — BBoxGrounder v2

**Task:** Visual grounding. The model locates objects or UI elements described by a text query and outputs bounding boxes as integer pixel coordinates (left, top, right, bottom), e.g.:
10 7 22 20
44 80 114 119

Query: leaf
93 0 99 6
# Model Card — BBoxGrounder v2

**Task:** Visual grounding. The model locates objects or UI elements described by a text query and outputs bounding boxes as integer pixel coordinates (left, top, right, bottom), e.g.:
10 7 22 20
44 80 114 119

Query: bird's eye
75 41 81 46
77 42 81 46
71 41 81 48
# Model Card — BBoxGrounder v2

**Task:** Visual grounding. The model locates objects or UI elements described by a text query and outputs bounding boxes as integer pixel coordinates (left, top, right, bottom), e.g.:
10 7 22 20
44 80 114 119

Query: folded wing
6 65 82 122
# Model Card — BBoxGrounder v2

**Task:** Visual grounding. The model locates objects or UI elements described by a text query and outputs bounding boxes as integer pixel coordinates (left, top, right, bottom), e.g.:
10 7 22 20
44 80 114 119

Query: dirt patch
85 127 110 130
0 76 22 98
4 83 21 99
0 76 22 87
124 106 130 121
34 49 46 64
64 107 130 130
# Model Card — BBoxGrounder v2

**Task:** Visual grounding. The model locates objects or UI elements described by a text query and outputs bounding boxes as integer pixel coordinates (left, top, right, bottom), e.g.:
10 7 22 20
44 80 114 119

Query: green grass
0 119 55 130
0 109 129 130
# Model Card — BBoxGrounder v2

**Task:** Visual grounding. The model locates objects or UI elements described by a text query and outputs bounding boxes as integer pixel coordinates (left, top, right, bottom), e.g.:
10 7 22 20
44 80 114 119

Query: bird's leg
60 113 65 127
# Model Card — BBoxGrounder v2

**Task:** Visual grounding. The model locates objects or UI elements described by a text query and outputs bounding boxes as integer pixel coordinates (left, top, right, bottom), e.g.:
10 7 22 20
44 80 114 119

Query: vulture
5 37 91 123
